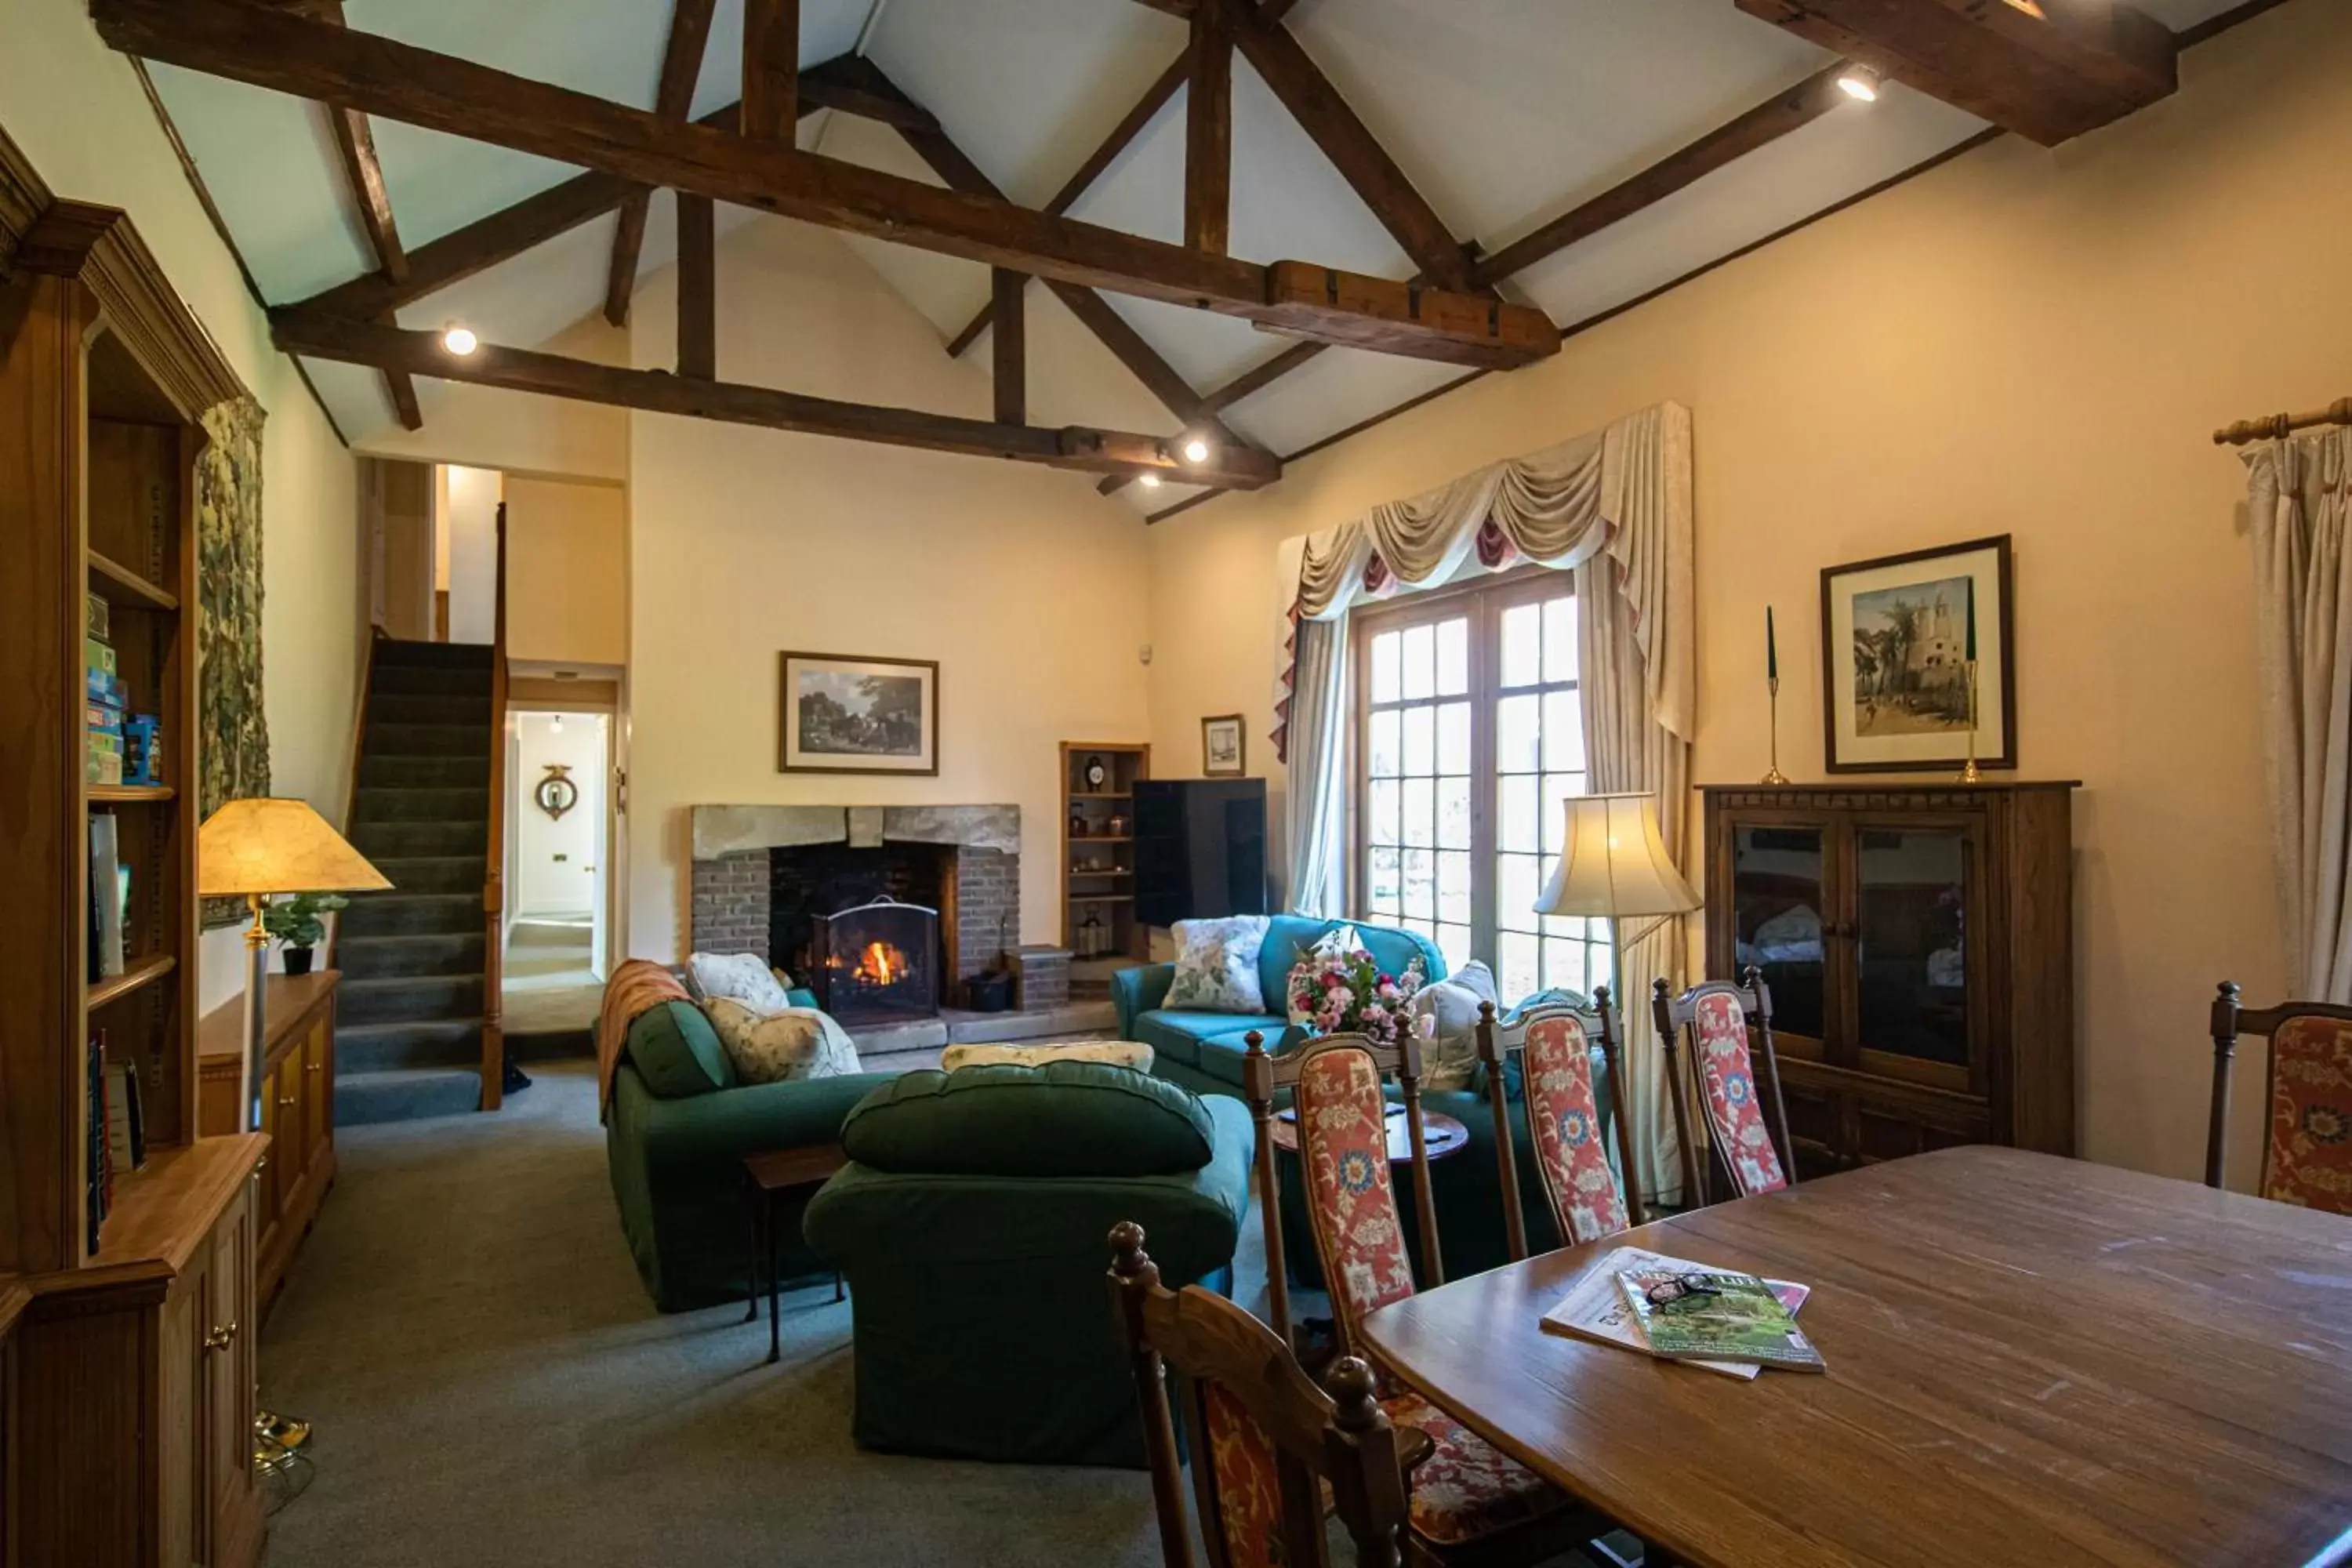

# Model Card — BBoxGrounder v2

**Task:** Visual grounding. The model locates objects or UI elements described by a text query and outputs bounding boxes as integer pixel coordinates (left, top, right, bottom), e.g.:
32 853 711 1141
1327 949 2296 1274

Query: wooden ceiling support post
992 267 1025 426
676 191 716 379
1185 0 1232 255
744 0 800 141
606 0 717 328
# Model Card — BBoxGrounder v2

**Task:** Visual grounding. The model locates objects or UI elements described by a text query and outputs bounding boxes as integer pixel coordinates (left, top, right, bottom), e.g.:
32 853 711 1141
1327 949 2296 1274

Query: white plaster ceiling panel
391 211 621 354
1510 84 1985 332
691 0 877 122
1287 0 1831 255
143 64 375 303
866 0 1186 209
1020 285 1192 440
817 111 989 339
299 355 401 445
1218 343 1465 457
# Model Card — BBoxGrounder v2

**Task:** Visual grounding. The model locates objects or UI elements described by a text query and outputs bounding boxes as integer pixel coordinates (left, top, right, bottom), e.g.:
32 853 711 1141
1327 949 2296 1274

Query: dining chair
1240 1033 1607 1566
1474 989 1643 1261
2206 981 2352 1214
1653 969 1796 1206
1108 1221 1415 1568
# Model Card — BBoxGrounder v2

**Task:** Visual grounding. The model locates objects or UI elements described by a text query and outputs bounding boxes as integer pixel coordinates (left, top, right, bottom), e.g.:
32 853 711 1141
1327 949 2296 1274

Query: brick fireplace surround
688 804 1021 985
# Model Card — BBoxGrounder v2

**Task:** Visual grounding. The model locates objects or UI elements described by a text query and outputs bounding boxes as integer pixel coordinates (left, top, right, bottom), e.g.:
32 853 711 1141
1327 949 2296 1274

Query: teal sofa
804 1063 1250 1467
605 989 898 1312
1113 916 1617 1283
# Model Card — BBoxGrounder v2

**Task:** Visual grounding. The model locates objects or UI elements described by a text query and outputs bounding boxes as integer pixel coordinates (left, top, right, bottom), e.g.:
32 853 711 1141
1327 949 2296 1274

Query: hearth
812 896 941 1025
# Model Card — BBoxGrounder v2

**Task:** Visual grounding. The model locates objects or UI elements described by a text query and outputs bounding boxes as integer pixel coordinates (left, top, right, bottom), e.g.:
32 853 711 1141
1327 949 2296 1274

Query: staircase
334 639 498 1125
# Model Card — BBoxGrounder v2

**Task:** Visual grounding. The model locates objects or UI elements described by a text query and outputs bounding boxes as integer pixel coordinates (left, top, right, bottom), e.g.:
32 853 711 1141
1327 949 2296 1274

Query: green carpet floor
256 1060 1192 1566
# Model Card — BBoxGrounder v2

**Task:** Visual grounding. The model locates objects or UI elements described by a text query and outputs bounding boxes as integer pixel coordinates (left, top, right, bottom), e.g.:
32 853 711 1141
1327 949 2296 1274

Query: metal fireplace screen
811 895 940 1025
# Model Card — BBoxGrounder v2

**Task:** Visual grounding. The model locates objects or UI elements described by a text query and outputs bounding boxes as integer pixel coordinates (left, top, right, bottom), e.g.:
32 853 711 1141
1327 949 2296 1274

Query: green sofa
803 1062 1250 1468
1113 917 1617 1283
605 989 898 1312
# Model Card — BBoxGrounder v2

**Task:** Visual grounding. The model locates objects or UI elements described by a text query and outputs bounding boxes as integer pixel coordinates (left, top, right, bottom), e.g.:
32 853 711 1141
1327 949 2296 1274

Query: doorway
504 709 610 1036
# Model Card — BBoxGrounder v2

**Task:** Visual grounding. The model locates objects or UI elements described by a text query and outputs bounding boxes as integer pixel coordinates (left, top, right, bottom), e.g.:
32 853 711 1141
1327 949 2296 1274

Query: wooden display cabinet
1699 782 2078 1179
1061 742 1150 992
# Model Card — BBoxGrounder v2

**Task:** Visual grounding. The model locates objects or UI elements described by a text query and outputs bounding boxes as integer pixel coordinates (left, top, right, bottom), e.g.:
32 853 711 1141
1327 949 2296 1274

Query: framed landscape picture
779 652 939 775
1820 535 2014 774
1202 713 1246 777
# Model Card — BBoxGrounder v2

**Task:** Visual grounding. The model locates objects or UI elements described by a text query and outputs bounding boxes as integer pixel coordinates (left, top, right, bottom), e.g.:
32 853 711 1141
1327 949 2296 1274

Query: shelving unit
1060 742 1150 993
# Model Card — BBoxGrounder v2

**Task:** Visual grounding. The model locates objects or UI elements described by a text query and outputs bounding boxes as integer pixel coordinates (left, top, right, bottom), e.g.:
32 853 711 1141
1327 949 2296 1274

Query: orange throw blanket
597 958 691 1120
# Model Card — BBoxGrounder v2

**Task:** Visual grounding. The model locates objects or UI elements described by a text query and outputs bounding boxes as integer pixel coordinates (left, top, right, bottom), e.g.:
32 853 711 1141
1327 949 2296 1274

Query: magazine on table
1540 1247 1814 1379
1615 1264 1826 1373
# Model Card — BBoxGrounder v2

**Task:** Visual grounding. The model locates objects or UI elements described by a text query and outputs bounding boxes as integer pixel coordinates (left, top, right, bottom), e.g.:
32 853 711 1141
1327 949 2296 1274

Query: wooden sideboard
199 971 339 1318
1699 782 2077 1179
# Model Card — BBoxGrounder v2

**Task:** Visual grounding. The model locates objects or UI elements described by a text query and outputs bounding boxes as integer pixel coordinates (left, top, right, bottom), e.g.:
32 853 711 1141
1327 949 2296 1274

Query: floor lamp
1534 793 1701 1217
198 797 391 1468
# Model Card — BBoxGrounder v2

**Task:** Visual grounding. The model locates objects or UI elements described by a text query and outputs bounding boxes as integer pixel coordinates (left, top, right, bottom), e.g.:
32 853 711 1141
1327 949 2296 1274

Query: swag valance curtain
1271 399 1696 1198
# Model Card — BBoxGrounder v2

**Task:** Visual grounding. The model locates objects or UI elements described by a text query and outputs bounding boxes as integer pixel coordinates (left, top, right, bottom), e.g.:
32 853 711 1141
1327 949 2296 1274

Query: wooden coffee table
742 1144 849 1364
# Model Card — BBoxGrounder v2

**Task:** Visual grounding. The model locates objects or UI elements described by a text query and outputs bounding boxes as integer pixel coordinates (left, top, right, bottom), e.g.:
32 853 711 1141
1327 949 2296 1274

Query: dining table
1359 1145 2352 1568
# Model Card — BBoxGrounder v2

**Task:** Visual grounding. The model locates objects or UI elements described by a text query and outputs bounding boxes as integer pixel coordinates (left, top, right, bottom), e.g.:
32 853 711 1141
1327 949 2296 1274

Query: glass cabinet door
1726 822 1830 1054
1850 823 1975 1089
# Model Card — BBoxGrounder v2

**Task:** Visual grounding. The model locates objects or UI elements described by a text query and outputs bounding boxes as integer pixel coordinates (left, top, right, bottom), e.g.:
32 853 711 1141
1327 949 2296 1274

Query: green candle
1964 579 1977 662
1766 605 1778 681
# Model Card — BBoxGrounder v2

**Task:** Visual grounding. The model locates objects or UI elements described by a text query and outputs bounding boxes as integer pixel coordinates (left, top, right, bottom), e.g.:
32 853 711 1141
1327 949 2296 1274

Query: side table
742 1145 850 1364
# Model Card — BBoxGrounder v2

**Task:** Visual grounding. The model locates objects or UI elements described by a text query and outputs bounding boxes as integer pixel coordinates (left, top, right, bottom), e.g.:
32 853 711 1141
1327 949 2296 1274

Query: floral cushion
1693 992 1787 1196
1296 1047 1417 1338
936 1040 1154 1073
1524 1015 1628 1243
1166 916 1272 1013
1200 1380 1286 1567
1381 1390 1572 1547
688 950 796 1013
703 998 863 1083
2263 1014 2352 1215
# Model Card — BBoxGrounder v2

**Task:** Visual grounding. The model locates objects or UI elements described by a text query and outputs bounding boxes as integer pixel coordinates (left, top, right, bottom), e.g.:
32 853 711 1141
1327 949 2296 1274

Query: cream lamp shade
198 797 392 897
1534 793 1699 919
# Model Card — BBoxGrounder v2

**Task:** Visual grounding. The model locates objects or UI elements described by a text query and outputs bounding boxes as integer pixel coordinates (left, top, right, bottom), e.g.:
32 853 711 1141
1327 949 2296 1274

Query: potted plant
263 891 349 977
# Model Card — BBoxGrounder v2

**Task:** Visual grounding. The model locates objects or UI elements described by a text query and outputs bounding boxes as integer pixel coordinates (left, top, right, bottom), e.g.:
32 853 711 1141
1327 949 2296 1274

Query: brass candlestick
1762 675 1790 784
1958 660 1981 784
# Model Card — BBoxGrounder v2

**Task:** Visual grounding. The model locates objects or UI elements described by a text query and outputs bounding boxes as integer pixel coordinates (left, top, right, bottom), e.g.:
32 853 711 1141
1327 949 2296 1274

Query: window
1356 572 1611 1004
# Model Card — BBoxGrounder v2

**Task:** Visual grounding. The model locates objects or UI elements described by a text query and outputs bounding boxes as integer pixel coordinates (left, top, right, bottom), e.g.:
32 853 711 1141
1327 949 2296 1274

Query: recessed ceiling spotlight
1836 64 1883 103
550 713 564 733
441 323 480 356
1180 434 1214 465
1139 473 1164 489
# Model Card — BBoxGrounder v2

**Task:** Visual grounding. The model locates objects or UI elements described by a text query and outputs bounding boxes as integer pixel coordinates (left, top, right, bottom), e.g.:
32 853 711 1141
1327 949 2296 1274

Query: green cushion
625 1000 736 1098
841 1062 1218 1178
1134 1009 1284 1070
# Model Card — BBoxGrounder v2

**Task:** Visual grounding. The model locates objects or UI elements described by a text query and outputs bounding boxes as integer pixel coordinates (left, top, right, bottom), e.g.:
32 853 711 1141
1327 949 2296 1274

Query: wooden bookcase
1060 741 1149 989
2 139 267 1567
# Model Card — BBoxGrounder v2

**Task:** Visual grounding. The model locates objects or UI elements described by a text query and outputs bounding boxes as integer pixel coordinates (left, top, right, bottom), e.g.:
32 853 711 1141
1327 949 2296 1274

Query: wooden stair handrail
481 501 508 1110
325 626 387 973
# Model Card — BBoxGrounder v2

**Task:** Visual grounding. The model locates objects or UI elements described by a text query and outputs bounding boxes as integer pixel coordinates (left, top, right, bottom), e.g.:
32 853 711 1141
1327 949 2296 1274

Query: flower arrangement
1288 947 1431 1044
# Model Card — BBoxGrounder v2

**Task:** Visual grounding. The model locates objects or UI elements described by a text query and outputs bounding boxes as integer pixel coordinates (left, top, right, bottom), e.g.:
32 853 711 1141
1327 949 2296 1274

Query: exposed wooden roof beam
1185 0 1232 255
94 0 1554 368
743 0 799 140
267 312 1283 488
604 0 717 328
306 0 421 426
1733 0 2176 146
992 268 1025 425
676 191 715 377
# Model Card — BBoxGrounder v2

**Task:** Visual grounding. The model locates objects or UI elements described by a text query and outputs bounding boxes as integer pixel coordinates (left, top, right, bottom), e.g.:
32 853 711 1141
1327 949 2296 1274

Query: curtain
2244 430 2352 1002
1272 401 1696 1196
198 395 270 929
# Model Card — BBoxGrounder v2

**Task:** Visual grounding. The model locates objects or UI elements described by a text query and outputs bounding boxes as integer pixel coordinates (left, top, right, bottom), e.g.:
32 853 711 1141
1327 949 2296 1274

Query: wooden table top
744 1144 849 1192
1271 1108 1468 1161
1359 1146 2352 1568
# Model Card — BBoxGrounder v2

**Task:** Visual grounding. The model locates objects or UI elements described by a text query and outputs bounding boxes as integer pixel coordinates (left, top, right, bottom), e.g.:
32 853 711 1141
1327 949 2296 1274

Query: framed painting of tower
1820 535 2015 774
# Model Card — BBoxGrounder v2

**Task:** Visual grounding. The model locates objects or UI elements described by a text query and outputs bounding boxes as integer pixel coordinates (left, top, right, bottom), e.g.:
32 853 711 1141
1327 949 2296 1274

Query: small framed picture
1201 713 1247 777
1820 535 2014 773
779 652 939 775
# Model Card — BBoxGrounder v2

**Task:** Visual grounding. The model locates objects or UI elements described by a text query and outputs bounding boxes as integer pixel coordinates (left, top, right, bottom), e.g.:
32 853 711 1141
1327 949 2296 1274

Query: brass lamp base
256 1407 313 1472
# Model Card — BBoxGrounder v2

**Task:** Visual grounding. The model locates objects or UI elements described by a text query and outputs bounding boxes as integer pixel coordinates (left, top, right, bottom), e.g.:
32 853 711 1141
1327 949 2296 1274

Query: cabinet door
1846 816 1983 1095
208 1185 257 1545
169 1242 214 1568
271 1054 305 1211
1719 815 1839 1062
302 1014 332 1165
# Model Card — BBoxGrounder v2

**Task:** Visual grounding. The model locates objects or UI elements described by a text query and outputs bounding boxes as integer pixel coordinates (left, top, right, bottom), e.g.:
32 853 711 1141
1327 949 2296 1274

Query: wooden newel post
1241 1031 1291 1340
2206 981 2242 1190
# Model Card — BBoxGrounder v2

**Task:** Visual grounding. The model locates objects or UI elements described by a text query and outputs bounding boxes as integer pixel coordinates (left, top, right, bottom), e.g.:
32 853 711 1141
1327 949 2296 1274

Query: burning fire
851 941 906 986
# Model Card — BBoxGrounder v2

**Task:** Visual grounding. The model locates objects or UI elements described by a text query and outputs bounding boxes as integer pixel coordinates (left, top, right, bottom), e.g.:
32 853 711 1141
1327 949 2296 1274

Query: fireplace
812 896 941 1025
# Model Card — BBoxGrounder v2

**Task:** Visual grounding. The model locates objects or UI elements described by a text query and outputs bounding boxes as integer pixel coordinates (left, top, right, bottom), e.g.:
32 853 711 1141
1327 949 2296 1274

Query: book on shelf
1541 1247 1813 1381
87 590 111 641
1614 1262 1826 1373
89 812 125 978
85 1032 109 1253
103 1060 147 1174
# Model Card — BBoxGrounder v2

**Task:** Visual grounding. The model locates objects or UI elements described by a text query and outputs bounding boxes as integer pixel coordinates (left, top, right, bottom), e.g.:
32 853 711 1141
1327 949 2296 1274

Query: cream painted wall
443 464 502 644
355 316 630 483
1144 1 2348 1186
625 219 1152 960
506 474 629 666
2 0 363 1013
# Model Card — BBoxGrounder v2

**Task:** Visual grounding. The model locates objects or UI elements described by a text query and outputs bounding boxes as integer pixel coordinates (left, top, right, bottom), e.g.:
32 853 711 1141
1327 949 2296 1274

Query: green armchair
803 1062 1251 1468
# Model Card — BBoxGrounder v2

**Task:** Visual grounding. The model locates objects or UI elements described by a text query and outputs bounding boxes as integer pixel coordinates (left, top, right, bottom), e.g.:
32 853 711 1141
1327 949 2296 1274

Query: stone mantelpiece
689 804 1021 985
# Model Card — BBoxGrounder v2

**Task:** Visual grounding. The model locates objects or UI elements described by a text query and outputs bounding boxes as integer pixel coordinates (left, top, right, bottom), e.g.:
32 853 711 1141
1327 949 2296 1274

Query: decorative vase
283 945 315 977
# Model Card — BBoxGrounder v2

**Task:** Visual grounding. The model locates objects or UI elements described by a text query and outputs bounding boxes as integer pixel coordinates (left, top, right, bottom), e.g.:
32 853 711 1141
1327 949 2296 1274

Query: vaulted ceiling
129 0 2249 517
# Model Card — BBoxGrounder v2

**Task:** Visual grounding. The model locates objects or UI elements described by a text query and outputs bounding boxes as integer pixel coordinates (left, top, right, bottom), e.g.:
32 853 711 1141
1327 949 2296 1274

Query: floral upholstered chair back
1521 1014 1631 1243
1689 990 1788 1197
1294 1046 1421 1342
2208 987 2352 1216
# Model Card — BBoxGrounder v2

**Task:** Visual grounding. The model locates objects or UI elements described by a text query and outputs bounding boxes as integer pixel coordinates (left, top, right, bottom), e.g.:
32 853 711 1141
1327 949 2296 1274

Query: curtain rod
2212 397 2352 446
